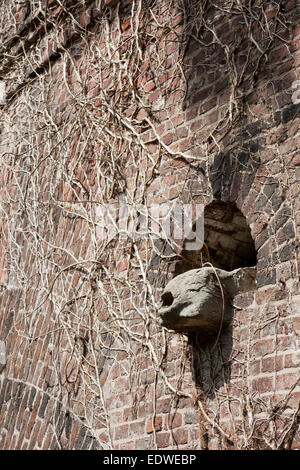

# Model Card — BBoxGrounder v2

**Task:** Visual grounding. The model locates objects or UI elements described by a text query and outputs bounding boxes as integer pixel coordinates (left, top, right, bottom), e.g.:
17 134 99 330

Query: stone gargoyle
158 266 256 337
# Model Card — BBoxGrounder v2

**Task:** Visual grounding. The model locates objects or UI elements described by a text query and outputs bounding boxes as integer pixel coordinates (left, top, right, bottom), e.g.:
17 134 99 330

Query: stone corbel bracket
158 266 256 337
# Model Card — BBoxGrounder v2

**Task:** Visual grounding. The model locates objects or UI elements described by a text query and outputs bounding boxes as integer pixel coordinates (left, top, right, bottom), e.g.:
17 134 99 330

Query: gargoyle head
158 266 256 335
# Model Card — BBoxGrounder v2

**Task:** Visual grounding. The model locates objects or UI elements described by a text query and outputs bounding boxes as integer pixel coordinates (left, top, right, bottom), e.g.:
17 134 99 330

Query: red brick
175 126 189 139
129 421 145 437
162 132 176 146
191 119 203 132
172 428 188 445
261 356 284 373
146 416 162 433
117 259 128 273
156 432 170 448
283 0 297 10
119 442 135 450
253 339 275 357
149 89 160 103
205 109 219 125
178 137 194 152
251 376 274 394
249 360 261 375
114 424 128 441
170 113 185 128
156 399 171 414
284 353 300 368
121 18 131 32
200 97 218 114
186 106 198 121
28 421 41 449
192 86 214 105
144 80 156 93
79 10 91 28
1 0 299 453
276 372 298 391
167 412 182 429
105 0 119 7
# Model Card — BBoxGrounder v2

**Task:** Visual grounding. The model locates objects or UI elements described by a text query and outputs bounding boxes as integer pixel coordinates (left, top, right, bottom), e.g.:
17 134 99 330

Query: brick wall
0 0 299 450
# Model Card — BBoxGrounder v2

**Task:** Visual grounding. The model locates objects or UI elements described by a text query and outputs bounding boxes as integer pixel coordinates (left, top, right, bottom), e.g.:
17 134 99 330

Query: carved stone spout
158 266 256 336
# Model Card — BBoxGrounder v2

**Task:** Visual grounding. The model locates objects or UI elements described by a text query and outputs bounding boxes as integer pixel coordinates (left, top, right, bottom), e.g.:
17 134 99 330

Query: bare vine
0 0 298 449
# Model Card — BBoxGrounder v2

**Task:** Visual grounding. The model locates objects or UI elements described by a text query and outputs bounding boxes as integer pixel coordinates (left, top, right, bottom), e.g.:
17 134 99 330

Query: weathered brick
38 394 50 419
155 432 170 448
253 338 275 357
167 412 182 429
128 420 145 438
251 376 274 394
0 0 299 453
172 428 188 445
275 372 298 390
284 353 299 368
256 269 277 287
146 416 162 433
